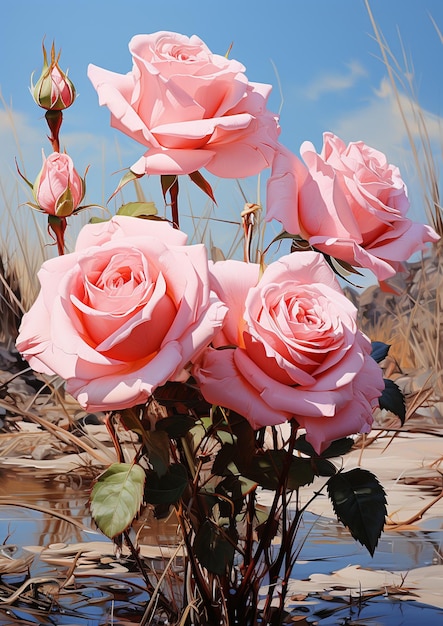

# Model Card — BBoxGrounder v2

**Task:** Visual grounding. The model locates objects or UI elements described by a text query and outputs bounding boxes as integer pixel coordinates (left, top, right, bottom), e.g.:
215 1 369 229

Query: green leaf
145 463 189 505
294 435 355 459
215 475 247 517
244 450 314 491
119 406 144 438
255 512 280 543
379 379 406 425
116 201 158 218
194 520 237 574
144 430 171 477
188 170 216 204
155 415 197 439
327 468 387 556
311 458 337 477
89 216 110 224
90 463 145 539
214 429 237 446
213 443 237 476
371 342 390 363
108 169 144 203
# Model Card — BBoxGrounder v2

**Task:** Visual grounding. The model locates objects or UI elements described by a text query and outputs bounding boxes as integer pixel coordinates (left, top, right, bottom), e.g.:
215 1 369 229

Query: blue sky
1 0 442 271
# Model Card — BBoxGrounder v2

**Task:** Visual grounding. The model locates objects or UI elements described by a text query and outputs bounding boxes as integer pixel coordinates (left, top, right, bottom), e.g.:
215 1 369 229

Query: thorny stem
170 176 180 229
261 421 299 619
234 422 299 614
123 530 178 623
104 412 124 463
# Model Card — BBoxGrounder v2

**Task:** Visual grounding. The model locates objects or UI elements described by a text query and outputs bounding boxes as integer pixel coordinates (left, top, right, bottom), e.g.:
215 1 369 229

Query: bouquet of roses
15 33 439 625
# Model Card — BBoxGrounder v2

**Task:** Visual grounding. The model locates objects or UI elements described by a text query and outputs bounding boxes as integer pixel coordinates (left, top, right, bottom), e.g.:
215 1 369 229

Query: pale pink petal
266 145 306 235
69 341 184 412
193 347 291 428
75 215 188 251
87 64 160 148
209 259 260 347
131 148 215 176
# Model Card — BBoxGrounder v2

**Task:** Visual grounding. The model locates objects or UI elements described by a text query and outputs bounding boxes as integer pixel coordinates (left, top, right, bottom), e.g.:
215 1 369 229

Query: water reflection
0 467 442 625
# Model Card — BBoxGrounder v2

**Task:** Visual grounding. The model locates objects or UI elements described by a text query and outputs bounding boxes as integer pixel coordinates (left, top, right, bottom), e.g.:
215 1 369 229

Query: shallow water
0 468 442 625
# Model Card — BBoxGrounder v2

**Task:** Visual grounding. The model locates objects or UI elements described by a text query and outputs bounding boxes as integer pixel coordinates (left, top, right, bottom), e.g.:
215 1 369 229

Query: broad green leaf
379 379 406 425
144 430 170 477
116 201 158 218
214 429 237 446
213 443 237 476
194 520 237 574
371 342 391 363
145 463 189 505
237 475 258 497
244 450 314 491
90 463 145 539
311 458 337 477
120 407 171 473
155 415 197 439
255 512 279 542
327 468 387 556
225 411 255 472
215 475 246 517
119 406 144 437
293 435 355 459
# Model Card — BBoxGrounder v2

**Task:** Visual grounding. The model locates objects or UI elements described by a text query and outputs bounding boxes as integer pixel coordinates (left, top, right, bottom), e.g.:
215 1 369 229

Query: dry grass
362 1 443 404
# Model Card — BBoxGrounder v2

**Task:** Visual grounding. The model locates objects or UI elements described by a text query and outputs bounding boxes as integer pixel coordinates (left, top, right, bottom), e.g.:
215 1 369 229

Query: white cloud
332 77 442 157
302 61 368 100
331 77 443 223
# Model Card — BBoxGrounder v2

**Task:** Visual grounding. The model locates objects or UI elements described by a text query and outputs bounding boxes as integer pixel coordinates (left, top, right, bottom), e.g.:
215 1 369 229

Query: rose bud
31 41 76 110
33 152 85 217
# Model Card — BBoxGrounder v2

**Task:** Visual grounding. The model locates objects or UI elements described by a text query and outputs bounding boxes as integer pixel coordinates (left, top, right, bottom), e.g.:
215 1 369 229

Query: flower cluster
16 30 439 455
17 42 92 255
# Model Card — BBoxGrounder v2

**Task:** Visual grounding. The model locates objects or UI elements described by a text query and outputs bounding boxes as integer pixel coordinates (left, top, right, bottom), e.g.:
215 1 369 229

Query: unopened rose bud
31 41 76 111
33 152 85 217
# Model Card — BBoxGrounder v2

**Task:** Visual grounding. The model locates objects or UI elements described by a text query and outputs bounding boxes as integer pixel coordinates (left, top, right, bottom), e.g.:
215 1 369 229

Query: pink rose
33 152 85 217
193 252 384 453
266 135 440 281
87 31 279 177
16 216 226 412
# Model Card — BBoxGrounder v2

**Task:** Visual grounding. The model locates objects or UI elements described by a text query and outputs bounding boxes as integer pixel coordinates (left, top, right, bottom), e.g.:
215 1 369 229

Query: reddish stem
169 177 179 229
45 109 62 153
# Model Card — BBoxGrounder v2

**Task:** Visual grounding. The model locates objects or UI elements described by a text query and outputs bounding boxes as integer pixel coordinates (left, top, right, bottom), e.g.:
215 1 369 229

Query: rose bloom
33 152 85 217
193 252 384 453
16 216 226 412
266 134 440 281
87 31 279 178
